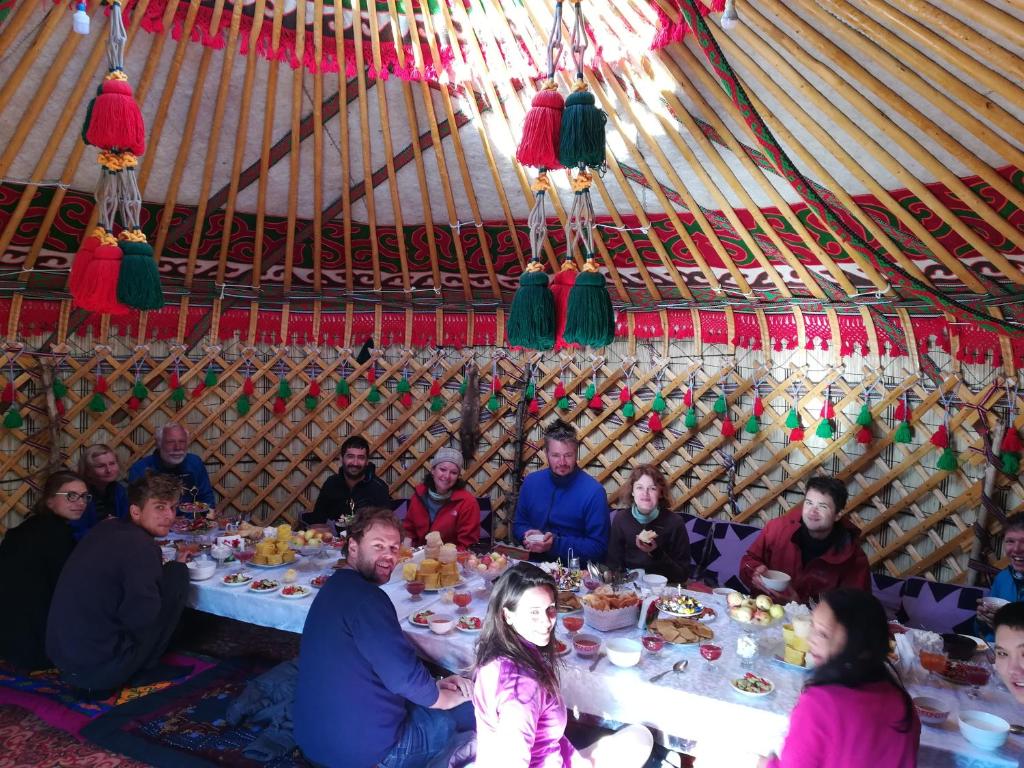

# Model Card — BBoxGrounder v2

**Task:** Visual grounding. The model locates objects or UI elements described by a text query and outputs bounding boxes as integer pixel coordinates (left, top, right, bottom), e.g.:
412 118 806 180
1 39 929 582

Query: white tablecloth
188 562 1023 767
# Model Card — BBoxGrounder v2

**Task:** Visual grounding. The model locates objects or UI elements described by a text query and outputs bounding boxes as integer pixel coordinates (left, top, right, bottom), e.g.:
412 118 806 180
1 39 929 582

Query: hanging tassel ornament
936 447 958 472
193 364 217 399
508 177 556 351
128 362 147 411
516 3 565 170
2 360 22 428
856 426 872 445
526 379 540 416
335 370 351 409
555 378 570 411
618 369 634 419
558 1 607 171
1000 381 1021 475
366 361 381 404
562 172 615 348
713 391 727 415
487 360 501 413
53 367 68 417
685 406 698 429
746 379 763 435
855 403 873 427
786 392 803 442
89 361 108 413
397 368 413 409
721 414 735 438
892 391 912 444
586 370 602 411
429 377 444 413
930 424 949 449
237 362 254 416
648 411 664 433
273 362 291 415
815 385 834 440
169 359 185 404
305 373 321 411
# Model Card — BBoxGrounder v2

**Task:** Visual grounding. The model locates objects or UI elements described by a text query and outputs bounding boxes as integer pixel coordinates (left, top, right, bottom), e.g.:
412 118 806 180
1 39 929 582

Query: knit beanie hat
431 447 464 472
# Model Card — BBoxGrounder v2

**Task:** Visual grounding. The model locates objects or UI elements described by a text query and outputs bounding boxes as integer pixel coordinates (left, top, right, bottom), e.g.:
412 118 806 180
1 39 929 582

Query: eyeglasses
55 491 93 503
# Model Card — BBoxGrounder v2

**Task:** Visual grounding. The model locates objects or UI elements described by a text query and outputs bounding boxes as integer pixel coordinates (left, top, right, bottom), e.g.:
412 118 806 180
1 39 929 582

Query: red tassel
528 397 540 416
85 78 146 155
95 375 108 394
169 372 180 389
894 400 909 422
242 377 255 396
492 377 502 393
516 87 564 169
429 379 442 398
128 395 141 411
819 401 835 419
856 426 872 445
773 338 783 352
789 427 805 443
68 231 102 298
753 397 764 417
55 399 65 417
1002 428 1022 453
366 366 376 384
192 382 206 398
273 397 286 415
721 417 735 437
684 388 693 407
336 394 350 408
555 381 566 399
0 382 12 405
619 386 631 405
589 394 602 410
73 243 129 315
309 380 321 397
649 412 664 432
400 392 413 408
930 424 949 448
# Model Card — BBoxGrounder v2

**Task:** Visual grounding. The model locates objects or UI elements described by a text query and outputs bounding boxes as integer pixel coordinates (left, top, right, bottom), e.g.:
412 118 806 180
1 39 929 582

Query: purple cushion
703 521 761 591
896 578 988 635
871 573 905 620
680 513 714 579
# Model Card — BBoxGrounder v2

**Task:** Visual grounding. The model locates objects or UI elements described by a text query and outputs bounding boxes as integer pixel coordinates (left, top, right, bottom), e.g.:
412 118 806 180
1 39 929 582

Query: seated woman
605 464 690 582
72 444 129 540
404 447 481 550
759 589 920 768
473 562 652 767
0 470 88 670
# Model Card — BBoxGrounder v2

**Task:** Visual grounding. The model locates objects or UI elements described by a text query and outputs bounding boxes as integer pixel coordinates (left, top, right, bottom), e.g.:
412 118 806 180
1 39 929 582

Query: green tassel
459 379 468 396
132 380 148 399
585 382 596 399
89 393 106 412
526 382 536 400
305 395 318 410
487 393 500 411
621 401 635 419
785 408 800 429
558 87 608 169
1002 451 1020 476
171 386 186 404
713 394 727 414
3 407 23 428
397 377 411 394
893 420 912 444
368 384 381 404
815 419 833 439
506 269 555 350
431 395 444 412
563 269 616 348
52 379 68 398
116 240 165 310
936 447 958 472
204 368 218 387
745 414 760 434
685 407 698 429
855 403 872 427
237 394 250 415
277 379 292 398
652 392 667 413
558 396 570 410
335 379 350 396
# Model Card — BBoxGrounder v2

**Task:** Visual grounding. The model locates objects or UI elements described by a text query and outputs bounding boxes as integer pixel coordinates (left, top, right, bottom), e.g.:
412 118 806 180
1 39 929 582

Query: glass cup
700 642 723 673
964 665 991 699
453 590 472 614
405 580 426 602
562 615 584 641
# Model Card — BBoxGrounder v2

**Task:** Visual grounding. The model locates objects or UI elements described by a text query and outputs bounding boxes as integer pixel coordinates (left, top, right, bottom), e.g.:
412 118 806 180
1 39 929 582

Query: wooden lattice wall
2 327 1022 585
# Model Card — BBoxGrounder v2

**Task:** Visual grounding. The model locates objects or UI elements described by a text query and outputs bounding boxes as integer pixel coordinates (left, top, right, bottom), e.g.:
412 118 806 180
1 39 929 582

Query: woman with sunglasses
0 470 88 670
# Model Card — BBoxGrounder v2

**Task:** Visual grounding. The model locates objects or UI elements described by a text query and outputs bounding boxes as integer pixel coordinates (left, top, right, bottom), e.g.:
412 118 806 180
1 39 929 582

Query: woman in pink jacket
759 589 920 768
472 563 651 768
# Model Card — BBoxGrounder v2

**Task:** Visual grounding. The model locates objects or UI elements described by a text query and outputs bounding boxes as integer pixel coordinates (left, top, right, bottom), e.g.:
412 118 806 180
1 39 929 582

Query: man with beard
303 435 392 527
128 423 215 510
295 508 473 768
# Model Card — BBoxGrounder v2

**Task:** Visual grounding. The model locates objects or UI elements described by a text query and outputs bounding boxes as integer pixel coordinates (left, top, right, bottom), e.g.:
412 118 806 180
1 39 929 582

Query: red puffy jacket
403 485 481 550
739 507 870 603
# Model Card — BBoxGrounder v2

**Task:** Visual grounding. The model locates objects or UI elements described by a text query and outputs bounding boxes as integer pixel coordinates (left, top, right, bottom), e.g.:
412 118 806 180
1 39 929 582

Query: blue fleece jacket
979 567 1024 641
128 452 216 509
513 468 610 564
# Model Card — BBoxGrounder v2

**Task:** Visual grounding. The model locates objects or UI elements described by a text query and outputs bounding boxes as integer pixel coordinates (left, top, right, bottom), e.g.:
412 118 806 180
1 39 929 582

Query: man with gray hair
128 422 216 509
512 418 610 564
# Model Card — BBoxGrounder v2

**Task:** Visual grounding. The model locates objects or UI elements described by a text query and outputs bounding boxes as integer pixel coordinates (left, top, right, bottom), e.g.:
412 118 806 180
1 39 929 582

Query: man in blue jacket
513 419 610 565
129 423 216 510
978 518 1024 639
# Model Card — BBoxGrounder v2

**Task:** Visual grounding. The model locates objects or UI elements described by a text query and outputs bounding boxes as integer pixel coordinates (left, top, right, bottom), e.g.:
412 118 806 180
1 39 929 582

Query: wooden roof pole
817 0 1024 164
704 33 991 292
311 0 325 295
282 0 306 298
761 0 1024 252
0 2 67 117
0 0 47 59
215 0 268 287
940 0 1024 44
332 1 352 293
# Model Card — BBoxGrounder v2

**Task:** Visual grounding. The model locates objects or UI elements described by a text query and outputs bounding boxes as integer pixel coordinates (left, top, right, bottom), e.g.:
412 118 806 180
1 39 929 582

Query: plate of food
222 572 252 587
249 578 280 593
649 618 714 645
731 673 775 697
171 516 217 534
456 616 483 633
250 559 294 569
554 638 571 656
656 595 704 618
698 606 718 623
310 574 329 589
557 591 583 614
772 654 812 673
409 610 436 628
726 592 785 628
280 585 311 599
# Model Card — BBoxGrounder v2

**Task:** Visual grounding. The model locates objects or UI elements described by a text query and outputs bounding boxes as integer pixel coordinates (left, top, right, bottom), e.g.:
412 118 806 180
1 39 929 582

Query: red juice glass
700 642 722 673
406 580 426 602
453 590 472 614
562 615 584 640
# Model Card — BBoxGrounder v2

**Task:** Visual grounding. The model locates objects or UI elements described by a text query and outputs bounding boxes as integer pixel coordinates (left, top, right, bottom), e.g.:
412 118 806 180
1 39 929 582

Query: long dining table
184 551 1024 768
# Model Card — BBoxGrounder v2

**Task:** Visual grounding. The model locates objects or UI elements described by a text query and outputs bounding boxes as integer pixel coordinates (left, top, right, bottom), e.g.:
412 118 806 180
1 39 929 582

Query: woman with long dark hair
472 562 651 767
0 470 88 669
759 588 919 767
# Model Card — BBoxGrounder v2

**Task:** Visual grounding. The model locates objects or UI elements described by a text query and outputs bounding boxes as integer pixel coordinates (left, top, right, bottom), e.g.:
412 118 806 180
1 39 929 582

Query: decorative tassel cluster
517 84 564 170
397 375 413 409
786 407 803 442
53 375 68 417
367 365 381 404
619 384 634 419
586 381 602 411
2 371 22 428
273 377 291 415
648 390 667 433
128 376 147 412
238 375 255 415
193 366 217 399
556 380 570 411
169 370 185 404
335 377 350 409
429 378 444 413
855 403 873 445
487 375 501 413
305 378 321 411
746 391 763 434
526 381 540 416
89 374 108 413
1001 427 1021 476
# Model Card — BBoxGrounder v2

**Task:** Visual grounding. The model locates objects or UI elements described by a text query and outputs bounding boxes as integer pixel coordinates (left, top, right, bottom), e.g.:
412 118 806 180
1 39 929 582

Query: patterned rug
82 656 312 768
0 704 150 768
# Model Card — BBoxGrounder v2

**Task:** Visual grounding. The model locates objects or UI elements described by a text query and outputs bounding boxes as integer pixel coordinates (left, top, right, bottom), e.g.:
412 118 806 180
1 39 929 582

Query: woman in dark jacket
0 470 88 669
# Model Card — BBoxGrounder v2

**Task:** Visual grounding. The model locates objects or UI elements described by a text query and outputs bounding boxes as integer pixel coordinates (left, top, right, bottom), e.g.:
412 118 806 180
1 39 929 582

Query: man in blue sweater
129 423 216 510
977 518 1024 640
513 419 610 565
295 507 473 768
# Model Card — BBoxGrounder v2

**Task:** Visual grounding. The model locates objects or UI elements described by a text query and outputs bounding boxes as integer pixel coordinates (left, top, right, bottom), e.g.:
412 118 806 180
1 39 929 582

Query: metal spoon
588 652 607 672
649 660 688 683
1010 724 1024 736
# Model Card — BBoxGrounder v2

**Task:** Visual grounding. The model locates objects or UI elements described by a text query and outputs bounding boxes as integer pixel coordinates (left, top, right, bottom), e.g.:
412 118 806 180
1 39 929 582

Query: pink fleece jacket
473 657 590 768
766 681 920 768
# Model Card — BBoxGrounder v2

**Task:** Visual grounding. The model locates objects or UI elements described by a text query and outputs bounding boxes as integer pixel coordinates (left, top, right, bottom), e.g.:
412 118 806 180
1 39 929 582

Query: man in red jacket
739 476 870 604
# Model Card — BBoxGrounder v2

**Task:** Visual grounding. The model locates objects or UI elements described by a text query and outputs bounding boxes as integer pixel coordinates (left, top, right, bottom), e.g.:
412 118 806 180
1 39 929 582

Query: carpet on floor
82 655 311 768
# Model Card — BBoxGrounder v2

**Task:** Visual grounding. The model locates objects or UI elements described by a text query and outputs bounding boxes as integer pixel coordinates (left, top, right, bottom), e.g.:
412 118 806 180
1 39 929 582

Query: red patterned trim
836 314 869 357
731 312 762 350
698 310 729 346
803 313 831 351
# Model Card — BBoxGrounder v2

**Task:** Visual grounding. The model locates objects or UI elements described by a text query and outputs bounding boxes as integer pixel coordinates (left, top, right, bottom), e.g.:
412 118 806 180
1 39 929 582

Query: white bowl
760 570 791 592
913 696 950 727
643 574 668 593
606 638 642 668
525 533 546 544
186 559 217 581
428 615 455 635
712 587 737 598
958 711 1009 751
980 597 1011 613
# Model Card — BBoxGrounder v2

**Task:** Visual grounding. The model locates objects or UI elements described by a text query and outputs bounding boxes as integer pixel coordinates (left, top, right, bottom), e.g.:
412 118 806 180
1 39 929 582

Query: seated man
512 419 610 565
46 473 191 696
739 476 870 604
72 443 129 540
977 518 1024 640
128 422 215 510
295 507 473 768
303 435 391 527
993 602 1024 706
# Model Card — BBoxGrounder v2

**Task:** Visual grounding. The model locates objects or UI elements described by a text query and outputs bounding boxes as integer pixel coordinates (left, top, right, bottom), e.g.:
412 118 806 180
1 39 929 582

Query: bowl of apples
463 551 511 582
726 592 786 629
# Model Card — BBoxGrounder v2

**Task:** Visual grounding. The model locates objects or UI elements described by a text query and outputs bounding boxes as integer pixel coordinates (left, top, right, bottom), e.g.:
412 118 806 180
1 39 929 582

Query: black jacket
304 463 392 526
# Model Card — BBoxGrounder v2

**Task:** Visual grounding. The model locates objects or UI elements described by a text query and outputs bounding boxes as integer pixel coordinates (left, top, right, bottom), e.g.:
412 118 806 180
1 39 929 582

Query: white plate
456 617 483 633
280 586 312 599
409 611 436 628
773 654 811 673
657 600 704 619
962 635 989 653
249 581 281 594
222 573 253 587
422 580 465 593
249 559 300 569
731 675 775 697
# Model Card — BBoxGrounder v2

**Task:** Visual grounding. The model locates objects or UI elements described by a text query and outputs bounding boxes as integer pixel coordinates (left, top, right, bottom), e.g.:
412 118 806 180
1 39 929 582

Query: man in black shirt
303 435 392 527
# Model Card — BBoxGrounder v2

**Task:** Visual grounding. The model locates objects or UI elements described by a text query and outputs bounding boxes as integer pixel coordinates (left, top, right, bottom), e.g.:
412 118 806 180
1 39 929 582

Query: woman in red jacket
403 447 481 550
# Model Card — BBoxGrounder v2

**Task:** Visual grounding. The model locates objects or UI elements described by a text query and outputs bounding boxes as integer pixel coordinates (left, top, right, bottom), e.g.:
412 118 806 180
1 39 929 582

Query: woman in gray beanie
403 447 481 550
